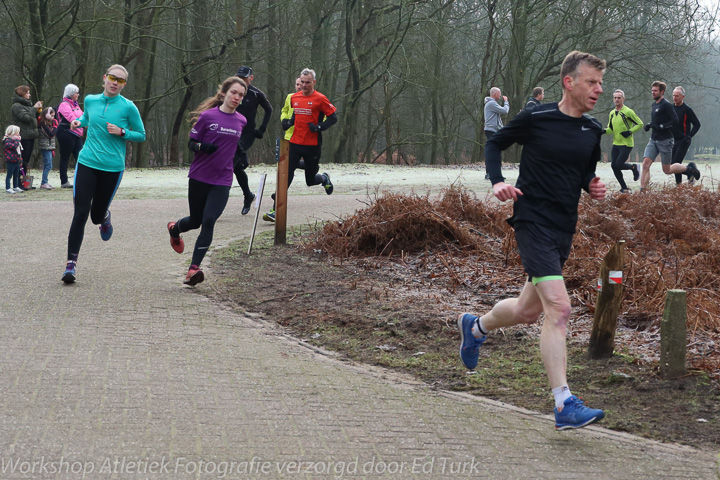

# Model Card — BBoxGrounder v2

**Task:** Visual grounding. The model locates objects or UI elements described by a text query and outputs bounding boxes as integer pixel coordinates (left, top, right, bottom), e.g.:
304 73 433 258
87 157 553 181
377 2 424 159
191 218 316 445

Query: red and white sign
609 271 623 284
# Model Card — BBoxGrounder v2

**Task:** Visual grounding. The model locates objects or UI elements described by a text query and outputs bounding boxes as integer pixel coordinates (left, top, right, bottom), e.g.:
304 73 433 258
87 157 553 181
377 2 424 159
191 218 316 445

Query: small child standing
4 125 23 194
37 107 58 189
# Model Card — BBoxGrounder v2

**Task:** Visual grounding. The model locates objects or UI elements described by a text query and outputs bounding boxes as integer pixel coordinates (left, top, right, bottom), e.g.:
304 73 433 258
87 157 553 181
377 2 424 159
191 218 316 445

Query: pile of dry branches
309 184 720 337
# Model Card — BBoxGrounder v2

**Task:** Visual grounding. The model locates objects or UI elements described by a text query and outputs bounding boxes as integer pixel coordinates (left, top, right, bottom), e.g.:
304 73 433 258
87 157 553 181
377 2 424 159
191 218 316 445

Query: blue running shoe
62 261 76 284
554 395 605 430
457 313 486 370
263 209 275 223
99 211 113 241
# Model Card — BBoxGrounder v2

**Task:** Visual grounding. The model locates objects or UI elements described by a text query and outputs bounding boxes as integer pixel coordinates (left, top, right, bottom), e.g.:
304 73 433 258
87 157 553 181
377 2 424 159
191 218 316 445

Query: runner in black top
523 86 544 111
233 66 273 214
458 51 607 431
640 81 699 189
670 86 701 184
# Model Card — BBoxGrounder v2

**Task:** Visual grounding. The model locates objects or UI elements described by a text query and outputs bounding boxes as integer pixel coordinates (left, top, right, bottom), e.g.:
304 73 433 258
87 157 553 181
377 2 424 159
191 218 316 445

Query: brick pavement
0 180 717 479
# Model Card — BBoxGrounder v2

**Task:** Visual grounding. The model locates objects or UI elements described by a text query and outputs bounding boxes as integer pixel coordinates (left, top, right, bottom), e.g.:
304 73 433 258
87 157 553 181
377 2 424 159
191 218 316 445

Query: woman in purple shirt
167 77 247 285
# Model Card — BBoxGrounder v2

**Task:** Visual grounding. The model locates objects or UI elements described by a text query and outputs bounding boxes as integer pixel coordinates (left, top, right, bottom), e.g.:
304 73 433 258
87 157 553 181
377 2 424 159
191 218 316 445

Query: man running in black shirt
457 51 607 430
234 66 273 214
671 86 701 184
640 81 699 190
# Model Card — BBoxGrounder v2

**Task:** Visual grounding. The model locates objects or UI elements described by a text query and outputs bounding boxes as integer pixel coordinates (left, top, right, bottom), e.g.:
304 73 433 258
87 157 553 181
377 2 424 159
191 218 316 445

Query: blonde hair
105 64 128 77
4 125 20 139
189 77 247 125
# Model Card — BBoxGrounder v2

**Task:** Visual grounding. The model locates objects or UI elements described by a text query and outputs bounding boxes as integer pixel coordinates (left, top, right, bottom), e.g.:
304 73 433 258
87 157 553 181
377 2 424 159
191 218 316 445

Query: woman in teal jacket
62 64 146 284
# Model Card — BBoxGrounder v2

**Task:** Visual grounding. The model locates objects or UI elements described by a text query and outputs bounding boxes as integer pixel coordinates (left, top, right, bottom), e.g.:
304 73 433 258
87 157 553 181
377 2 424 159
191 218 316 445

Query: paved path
0 175 717 479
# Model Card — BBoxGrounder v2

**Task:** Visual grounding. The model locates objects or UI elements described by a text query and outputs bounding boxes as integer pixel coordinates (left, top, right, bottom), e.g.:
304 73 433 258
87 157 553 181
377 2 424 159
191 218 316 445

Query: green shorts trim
531 275 563 285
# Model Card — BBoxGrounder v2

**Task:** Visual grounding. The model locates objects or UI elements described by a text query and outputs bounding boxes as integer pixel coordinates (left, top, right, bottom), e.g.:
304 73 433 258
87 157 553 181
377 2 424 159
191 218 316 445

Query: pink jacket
57 97 84 136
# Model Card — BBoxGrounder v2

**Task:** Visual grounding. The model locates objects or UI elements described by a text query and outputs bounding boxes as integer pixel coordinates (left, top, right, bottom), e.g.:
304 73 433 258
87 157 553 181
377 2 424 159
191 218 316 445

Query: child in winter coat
4 125 23 194
37 107 58 189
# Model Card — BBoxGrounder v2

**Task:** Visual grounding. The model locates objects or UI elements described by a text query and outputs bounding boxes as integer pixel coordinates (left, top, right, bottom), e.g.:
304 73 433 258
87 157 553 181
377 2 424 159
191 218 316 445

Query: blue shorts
514 222 573 282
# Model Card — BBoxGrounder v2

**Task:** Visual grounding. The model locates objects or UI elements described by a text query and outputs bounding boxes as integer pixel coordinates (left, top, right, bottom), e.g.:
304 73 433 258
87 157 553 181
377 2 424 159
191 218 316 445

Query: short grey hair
489 87 500 96
63 83 79 98
300 68 316 80
673 86 685 95
613 89 625 98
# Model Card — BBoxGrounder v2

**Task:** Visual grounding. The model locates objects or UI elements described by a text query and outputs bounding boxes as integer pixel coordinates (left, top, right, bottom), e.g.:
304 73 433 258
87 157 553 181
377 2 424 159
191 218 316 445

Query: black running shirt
485 102 602 233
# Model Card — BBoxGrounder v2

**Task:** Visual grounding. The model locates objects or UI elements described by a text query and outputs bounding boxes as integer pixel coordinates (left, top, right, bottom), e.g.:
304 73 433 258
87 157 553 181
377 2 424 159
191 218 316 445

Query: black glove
620 131 631 138
253 129 264 139
643 124 651 132
199 142 218 154
281 119 291 131
308 123 320 132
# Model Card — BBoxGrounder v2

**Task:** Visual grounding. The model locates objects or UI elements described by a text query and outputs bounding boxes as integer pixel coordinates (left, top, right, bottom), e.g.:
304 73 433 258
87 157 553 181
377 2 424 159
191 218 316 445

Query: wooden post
274 138 289 245
660 289 687 379
588 240 626 359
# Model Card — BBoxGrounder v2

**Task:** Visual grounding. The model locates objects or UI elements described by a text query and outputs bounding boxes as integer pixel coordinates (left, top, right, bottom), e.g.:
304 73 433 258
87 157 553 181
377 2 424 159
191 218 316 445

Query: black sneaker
686 162 701 181
242 193 256 215
631 164 640 181
323 172 333 195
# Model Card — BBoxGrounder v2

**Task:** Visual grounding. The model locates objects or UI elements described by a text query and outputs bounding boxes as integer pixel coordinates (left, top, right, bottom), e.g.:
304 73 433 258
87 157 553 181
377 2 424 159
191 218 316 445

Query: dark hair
39 107 56 126
651 81 666 93
189 77 248 125
560 51 606 88
15 85 30 96
532 87 544 98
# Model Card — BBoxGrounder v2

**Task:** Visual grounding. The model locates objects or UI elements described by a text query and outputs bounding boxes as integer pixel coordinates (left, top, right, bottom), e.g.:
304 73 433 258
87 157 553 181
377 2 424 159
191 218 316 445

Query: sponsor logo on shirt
294 108 313 115
208 123 219 131
219 126 241 136
191 127 198 134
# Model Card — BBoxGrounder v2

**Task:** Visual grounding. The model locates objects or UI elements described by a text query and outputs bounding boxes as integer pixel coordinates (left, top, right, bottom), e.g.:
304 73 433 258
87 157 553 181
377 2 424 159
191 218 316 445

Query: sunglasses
106 74 127 85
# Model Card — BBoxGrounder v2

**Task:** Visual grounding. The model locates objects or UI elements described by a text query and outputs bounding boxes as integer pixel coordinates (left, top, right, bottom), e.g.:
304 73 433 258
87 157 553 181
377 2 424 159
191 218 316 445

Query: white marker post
247 174 267 255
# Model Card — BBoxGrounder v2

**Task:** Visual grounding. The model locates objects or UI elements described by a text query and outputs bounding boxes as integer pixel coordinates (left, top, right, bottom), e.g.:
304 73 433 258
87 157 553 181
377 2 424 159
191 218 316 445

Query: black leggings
20 139 34 175
233 131 256 198
671 138 691 184
174 178 230 267
57 128 83 185
610 145 633 191
288 143 324 188
67 163 123 260
271 143 325 210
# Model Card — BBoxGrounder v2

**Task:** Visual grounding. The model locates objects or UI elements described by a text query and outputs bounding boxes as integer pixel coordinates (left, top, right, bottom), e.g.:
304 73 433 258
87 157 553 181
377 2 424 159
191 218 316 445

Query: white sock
552 385 572 410
471 316 488 338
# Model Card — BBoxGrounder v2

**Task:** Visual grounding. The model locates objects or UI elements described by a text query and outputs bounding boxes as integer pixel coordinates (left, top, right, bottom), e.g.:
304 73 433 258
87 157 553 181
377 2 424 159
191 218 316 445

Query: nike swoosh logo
582 126 592 131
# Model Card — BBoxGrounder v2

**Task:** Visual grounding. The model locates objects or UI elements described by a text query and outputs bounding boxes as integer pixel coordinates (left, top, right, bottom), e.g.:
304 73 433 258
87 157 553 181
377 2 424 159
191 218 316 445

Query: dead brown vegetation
307 184 720 379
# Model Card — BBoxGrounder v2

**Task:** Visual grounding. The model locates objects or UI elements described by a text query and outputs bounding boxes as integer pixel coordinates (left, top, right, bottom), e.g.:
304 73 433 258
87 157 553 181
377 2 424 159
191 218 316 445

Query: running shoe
323 172 334 195
62 261 76 284
40 183 53 190
686 162 701 181
14 187 23 193
61 182 73 188
554 395 605 430
99 211 113 241
457 313 486 370
183 265 204 286
6 189 15 194
242 193 256 215
631 164 640 182
167 221 184 253
263 209 276 223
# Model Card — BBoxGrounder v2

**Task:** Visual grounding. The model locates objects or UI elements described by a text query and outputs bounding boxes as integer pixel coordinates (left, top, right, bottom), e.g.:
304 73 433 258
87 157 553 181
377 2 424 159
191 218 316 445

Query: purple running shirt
188 106 246 186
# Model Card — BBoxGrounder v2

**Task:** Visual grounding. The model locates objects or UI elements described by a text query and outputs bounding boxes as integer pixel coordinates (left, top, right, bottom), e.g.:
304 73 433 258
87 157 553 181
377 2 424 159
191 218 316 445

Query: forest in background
1 0 719 169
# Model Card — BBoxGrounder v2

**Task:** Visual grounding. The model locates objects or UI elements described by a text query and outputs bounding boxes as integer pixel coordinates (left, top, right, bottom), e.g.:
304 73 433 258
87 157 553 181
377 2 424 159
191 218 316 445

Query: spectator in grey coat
484 87 509 141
